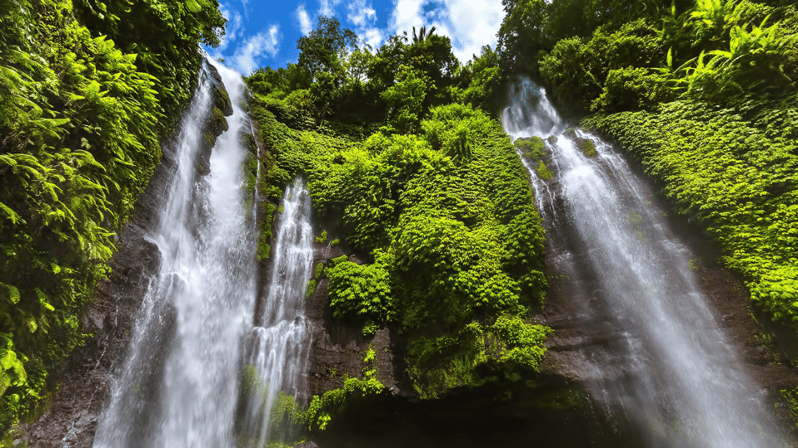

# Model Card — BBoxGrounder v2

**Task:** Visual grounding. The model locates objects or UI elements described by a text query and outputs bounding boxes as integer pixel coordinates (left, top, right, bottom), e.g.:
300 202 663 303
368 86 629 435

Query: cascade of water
502 78 788 447
93 61 258 448
238 177 314 446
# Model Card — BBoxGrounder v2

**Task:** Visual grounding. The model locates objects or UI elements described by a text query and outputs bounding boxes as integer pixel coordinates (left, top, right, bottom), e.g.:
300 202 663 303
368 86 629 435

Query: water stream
238 178 313 446
93 61 312 448
502 78 788 447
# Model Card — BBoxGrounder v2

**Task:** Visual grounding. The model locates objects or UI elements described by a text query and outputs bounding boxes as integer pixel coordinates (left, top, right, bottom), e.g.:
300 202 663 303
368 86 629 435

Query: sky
206 0 506 75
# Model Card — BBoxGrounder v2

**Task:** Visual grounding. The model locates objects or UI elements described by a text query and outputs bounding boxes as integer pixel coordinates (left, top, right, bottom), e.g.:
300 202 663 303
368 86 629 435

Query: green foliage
504 0 798 113
305 369 384 431
584 93 798 331
593 67 674 112
326 250 394 324
539 19 664 113
459 45 505 115
536 161 553 180
406 317 551 399
72 0 226 135
315 230 328 244
251 91 550 399
363 347 376 363
0 0 223 428
380 66 431 134
514 136 545 161
297 16 357 80
782 386 798 429
574 137 597 157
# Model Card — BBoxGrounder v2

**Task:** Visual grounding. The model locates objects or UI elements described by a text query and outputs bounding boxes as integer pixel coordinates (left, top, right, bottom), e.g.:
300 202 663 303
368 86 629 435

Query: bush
592 67 674 112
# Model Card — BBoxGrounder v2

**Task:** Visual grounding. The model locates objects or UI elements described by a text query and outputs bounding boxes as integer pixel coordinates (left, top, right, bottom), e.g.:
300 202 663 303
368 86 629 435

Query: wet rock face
20 62 232 448
303 244 404 401
196 63 232 176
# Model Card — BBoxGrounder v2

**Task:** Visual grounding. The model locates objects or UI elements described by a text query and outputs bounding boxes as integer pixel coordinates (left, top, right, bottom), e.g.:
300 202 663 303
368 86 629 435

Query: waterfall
238 177 313 446
93 60 311 448
503 78 788 447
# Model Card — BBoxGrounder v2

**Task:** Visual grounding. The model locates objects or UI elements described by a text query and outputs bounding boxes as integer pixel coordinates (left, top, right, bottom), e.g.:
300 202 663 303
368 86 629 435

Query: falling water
93 60 266 448
238 177 314 446
503 78 788 447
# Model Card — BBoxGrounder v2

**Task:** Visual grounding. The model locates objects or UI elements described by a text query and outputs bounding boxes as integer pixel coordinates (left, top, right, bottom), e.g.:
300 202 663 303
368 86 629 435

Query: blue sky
206 0 506 75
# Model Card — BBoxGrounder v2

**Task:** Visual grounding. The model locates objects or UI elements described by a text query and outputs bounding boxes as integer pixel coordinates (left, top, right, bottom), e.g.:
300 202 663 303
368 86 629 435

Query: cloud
440 0 504 62
217 3 244 52
389 0 503 63
231 25 281 74
319 0 341 17
296 4 313 35
345 0 383 49
347 0 377 28
362 27 384 50
390 0 426 37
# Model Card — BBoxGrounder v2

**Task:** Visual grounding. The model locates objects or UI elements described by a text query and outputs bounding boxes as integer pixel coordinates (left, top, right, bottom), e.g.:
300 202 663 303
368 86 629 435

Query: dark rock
294 442 319 448
206 62 233 116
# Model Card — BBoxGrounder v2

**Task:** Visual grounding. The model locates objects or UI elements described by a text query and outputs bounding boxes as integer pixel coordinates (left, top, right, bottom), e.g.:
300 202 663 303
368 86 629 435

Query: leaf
25 317 37 333
0 202 22 224
5 285 20 305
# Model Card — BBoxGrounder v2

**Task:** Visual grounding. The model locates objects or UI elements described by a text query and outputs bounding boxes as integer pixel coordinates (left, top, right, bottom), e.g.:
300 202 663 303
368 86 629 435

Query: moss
536 161 553 180
574 137 597 157
257 203 277 261
315 230 328 244
547 135 558 144
781 386 798 429
305 279 317 298
214 86 231 114
514 136 545 161
242 133 258 155
314 262 325 279
210 106 228 135
330 238 340 246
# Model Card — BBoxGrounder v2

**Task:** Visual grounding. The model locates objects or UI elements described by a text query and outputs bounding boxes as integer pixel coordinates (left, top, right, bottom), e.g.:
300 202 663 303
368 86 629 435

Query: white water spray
93 60 309 448
503 78 788 447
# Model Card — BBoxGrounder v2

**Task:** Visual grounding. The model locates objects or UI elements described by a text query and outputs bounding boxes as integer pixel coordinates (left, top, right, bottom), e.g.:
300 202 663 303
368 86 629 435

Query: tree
297 16 357 81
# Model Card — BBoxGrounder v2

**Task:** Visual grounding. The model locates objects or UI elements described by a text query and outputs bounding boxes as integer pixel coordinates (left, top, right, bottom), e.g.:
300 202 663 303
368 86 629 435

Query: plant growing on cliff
0 0 225 428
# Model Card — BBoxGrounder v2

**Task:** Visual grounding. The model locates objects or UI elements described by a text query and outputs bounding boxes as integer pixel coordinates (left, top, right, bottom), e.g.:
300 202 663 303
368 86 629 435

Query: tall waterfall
238 177 313 446
93 61 311 447
503 78 788 447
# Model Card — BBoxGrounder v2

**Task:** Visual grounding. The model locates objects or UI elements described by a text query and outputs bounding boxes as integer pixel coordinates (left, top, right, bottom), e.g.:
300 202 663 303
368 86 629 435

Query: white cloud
296 4 313 35
217 3 244 52
347 0 377 28
441 0 504 62
389 0 503 63
362 27 384 50
319 0 341 17
390 0 426 38
240 0 251 19
231 26 281 74
345 0 384 49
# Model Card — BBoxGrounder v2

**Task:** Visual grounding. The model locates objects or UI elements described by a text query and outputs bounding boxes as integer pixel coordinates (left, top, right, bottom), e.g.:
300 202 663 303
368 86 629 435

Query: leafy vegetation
0 0 224 429
247 17 551 409
499 0 798 344
499 0 798 114
584 94 798 331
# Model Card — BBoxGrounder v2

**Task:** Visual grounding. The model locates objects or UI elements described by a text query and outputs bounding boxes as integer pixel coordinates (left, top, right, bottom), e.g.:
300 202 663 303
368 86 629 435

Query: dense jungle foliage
247 17 551 412
497 0 797 334
0 0 224 428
